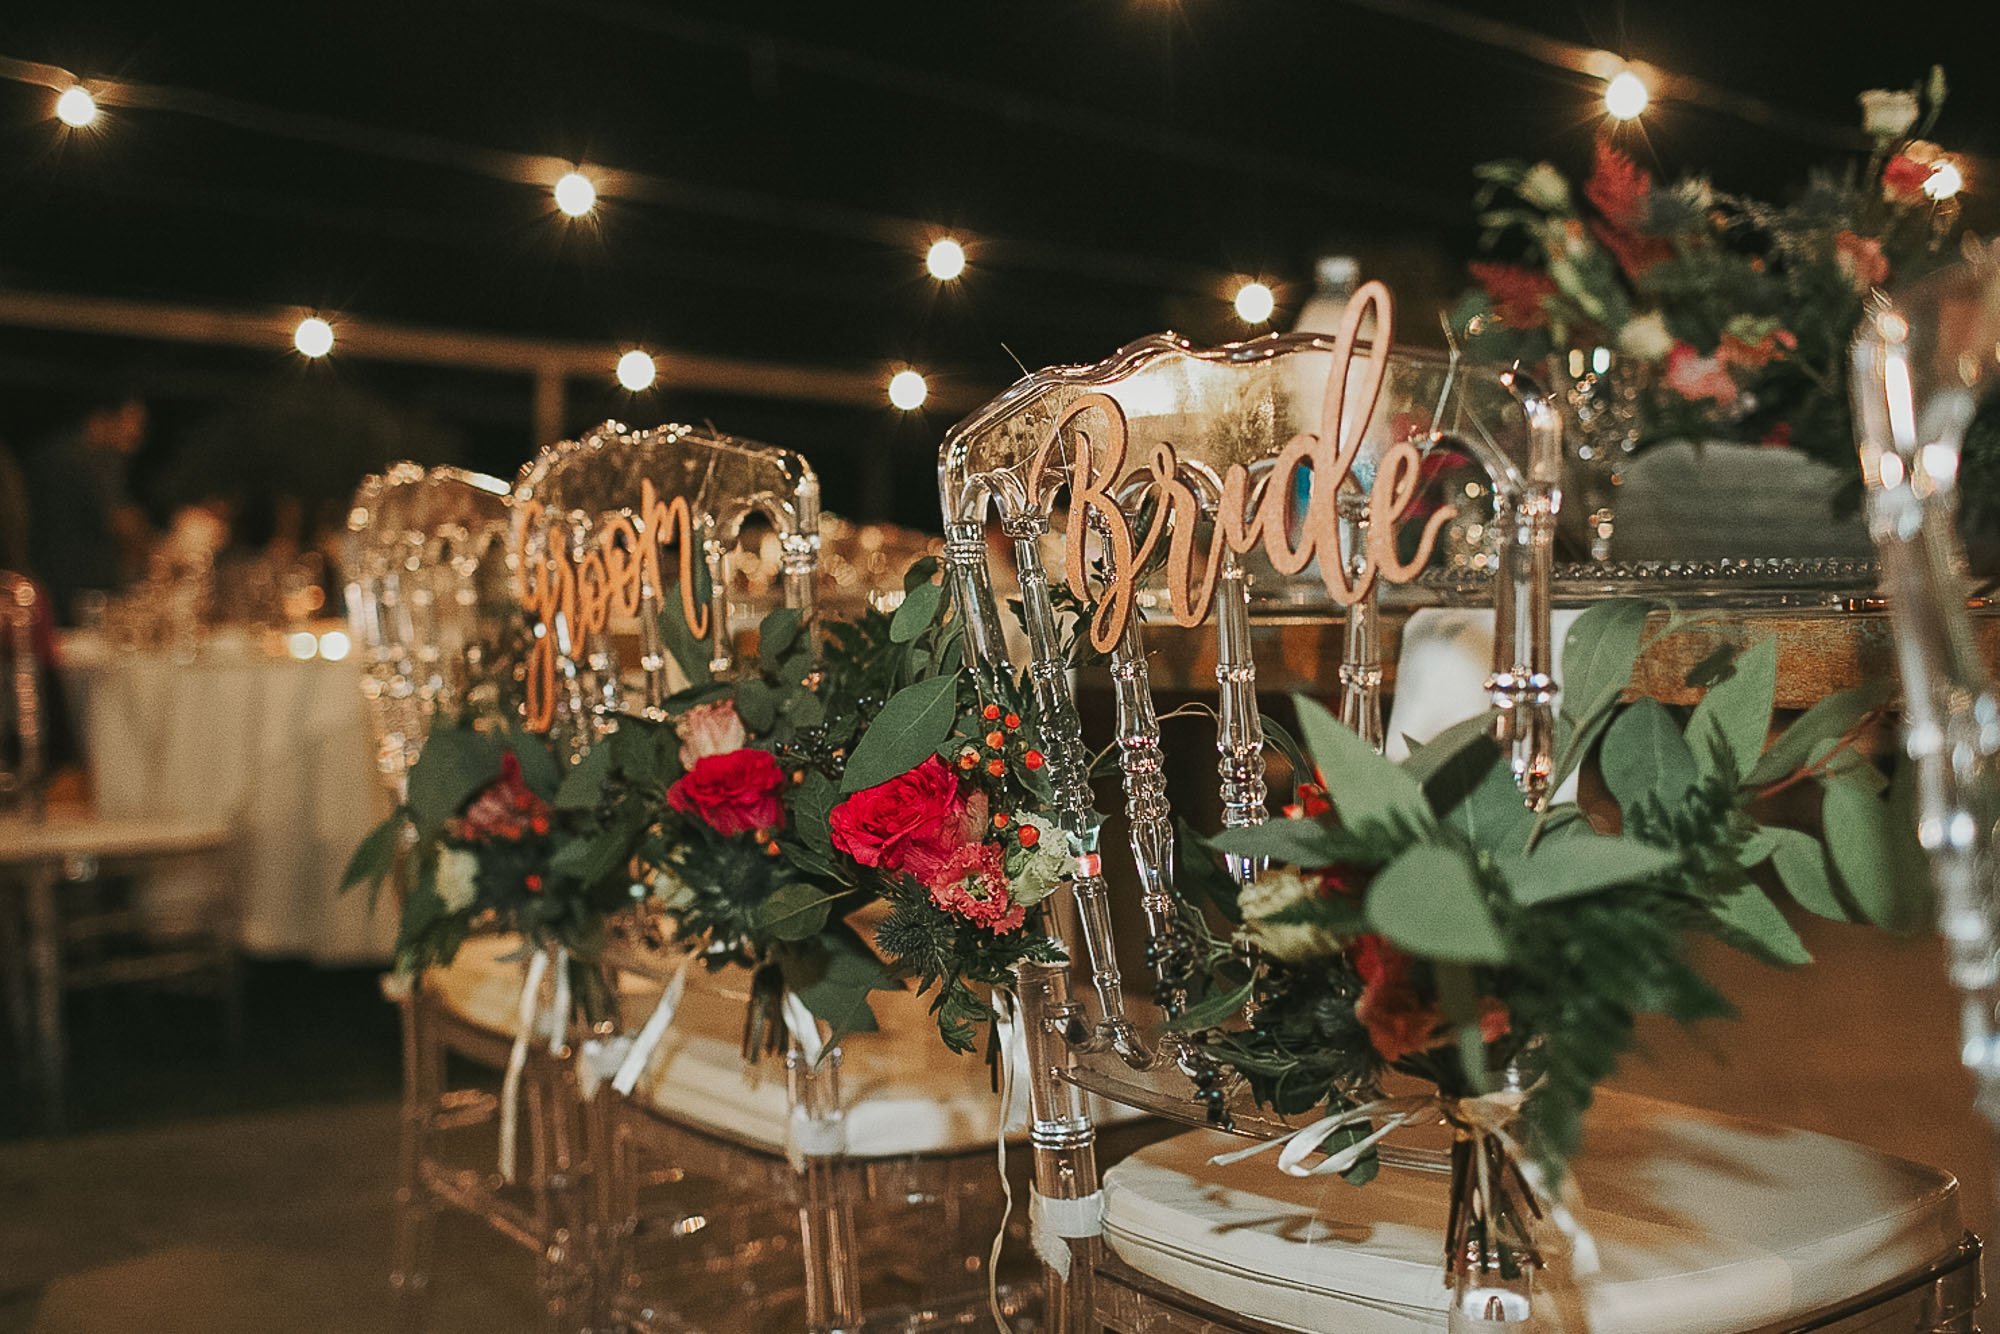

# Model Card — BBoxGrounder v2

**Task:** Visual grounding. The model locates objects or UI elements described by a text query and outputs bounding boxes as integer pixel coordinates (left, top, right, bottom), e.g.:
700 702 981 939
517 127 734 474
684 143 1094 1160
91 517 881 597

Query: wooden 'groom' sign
1026 281 1455 652
513 480 709 733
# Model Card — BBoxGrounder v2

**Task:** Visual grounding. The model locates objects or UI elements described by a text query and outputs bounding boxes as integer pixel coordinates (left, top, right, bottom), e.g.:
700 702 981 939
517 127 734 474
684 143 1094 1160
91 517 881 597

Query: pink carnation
1664 342 1737 407
926 842 1027 934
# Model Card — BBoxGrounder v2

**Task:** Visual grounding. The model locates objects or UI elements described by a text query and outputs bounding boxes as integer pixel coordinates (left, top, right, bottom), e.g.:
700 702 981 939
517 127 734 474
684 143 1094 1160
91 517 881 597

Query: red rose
1350 934 1507 1064
828 754 965 874
667 748 786 837
457 751 553 842
1882 154 1930 203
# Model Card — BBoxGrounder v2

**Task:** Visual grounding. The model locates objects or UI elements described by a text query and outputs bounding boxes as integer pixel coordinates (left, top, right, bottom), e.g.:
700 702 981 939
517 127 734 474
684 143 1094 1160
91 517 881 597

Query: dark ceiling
1 0 1990 524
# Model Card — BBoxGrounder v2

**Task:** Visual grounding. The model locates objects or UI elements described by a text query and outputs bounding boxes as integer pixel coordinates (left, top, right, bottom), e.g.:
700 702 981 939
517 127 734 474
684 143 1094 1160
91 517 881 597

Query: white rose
436 848 481 912
1859 89 1919 139
1518 162 1571 212
1236 869 1339 963
649 865 697 913
1007 814 1071 906
1618 311 1674 363
676 700 748 768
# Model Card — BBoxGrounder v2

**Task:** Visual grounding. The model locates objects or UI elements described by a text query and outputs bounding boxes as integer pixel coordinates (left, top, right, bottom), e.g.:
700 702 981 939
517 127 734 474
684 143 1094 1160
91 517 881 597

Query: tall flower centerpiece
1455 69 1964 528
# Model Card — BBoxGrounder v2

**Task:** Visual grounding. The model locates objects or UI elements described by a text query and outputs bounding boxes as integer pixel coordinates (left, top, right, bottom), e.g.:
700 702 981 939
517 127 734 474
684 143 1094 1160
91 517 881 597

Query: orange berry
530 815 550 836
992 812 1010 829
524 874 544 892
958 750 978 770
1004 713 1020 729
986 758 1006 777
983 703 1002 721
1017 824 1040 849
985 730 1005 749
1023 750 1045 770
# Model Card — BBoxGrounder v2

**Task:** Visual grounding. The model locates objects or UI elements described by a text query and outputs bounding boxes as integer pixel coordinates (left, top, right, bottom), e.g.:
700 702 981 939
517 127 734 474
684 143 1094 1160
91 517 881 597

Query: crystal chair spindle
1853 242 2000 1193
940 284 1976 1332
342 464 593 1330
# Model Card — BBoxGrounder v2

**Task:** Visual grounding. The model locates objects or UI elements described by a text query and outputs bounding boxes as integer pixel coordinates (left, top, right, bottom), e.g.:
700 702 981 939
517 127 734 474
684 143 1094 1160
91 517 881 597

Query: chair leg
24 866 64 1131
391 988 439 1332
796 1155 864 1334
0 882 32 1065
529 1054 589 1330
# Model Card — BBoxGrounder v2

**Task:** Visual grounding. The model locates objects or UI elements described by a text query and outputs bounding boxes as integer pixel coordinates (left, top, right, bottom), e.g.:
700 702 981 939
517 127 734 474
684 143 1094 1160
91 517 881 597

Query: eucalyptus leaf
1687 637 1777 782
759 883 835 941
611 722 663 789
1401 712 1500 810
504 731 562 799
1600 698 1697 815
784 689 826 728
555 742 614 811
780 924 898 1044
1165 979 1253 1032
1744 681 1892 788
1497 835 1680 907
1809 736 1888 794
839 675 959 792
758 607 804 674
657 597 713 688
1291 694 1430 831
736 678 779 732
1710 879 1811 965
405 728 505 837
1210 818 1344 867
1766 826 1857 922
1442 750 1535 852
890 581 943 643
1549 598 1654 789
1366 845 1506 963
1824 783 1904 928
903 555 941 592
792 771 838 852
341 813 404 894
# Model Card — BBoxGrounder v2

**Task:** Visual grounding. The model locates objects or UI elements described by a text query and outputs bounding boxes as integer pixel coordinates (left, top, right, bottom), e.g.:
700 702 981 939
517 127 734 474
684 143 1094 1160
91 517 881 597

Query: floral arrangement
1173 599 1920 1190
547 598 906 1056
815 563 1081 1055
342 715 630 1021
1455 68 1963 479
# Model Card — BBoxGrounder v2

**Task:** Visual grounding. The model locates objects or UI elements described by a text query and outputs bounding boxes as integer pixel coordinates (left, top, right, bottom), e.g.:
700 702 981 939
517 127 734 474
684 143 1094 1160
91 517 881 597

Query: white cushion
428 933 1138 1158
1101 1091 1961 1333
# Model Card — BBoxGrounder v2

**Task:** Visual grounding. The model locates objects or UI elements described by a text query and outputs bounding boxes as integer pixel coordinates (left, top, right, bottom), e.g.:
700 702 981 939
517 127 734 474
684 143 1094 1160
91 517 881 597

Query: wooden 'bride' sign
513 480 709 733
1026 282 1455 652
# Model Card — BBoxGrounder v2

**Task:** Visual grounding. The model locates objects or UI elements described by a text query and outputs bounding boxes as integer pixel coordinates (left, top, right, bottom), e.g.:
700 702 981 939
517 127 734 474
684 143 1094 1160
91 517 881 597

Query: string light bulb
616 349 657 391
553 170 597 218
925 237 967 281
1604 70 1650 121
293 317 335 358
888 369 928 411
55 86 98 128
1924 159 1964 201
1234 281 1275 325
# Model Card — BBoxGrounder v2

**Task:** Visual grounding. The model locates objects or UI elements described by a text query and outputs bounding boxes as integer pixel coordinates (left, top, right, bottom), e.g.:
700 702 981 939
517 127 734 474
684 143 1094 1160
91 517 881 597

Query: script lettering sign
514 478 708 732
1026 282 1454 653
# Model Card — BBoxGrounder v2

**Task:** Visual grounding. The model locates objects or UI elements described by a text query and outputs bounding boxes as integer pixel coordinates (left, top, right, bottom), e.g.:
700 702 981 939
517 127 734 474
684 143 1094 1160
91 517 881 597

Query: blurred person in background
22 394 156 624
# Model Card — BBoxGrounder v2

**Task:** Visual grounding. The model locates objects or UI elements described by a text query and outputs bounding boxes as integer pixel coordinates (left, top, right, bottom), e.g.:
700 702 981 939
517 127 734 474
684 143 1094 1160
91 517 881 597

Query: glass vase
1443 1101 1544 1331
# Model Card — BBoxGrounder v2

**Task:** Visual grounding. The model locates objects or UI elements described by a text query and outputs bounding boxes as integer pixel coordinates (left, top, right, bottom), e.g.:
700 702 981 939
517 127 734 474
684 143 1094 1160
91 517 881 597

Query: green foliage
838 675 959 792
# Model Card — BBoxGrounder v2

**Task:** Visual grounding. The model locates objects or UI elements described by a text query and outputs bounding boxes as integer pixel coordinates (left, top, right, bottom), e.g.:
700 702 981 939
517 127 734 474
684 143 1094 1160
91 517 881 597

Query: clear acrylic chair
940 286 1980 1332
0 570 233 1130
341 464 592 1330
1855 244 2000 1199
505 420 1083 1332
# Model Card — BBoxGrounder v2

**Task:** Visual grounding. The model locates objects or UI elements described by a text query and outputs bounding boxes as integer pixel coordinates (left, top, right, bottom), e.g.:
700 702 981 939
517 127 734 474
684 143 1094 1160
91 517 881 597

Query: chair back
341 462 514 801
1851 241 2000 1107
939 282 1560 1063
0 571 44 814
509 420 820 745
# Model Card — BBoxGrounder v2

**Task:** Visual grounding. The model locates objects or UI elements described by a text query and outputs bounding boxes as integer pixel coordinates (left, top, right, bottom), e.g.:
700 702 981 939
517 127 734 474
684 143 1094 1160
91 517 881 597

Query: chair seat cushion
427 933 1137 1159
1101 1091 1961 1334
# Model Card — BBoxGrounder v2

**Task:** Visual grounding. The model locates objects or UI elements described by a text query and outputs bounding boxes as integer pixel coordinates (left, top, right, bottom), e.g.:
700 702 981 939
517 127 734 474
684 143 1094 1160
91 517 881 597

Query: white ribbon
578 1035 635 1100
497 947 552 1185
781 992 842 1170
986 990 1023 1329
547 946 570 1056
1208 1089 1601 1278
609 948 699 1097
1029 1188 1106 1281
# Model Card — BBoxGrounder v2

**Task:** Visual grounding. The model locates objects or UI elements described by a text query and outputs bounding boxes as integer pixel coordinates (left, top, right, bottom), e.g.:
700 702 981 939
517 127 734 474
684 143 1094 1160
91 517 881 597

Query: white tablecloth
59 631 394 965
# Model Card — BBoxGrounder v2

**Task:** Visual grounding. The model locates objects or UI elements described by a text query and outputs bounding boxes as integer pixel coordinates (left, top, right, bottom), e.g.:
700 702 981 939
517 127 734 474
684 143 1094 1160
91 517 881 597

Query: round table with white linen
59 628 394 965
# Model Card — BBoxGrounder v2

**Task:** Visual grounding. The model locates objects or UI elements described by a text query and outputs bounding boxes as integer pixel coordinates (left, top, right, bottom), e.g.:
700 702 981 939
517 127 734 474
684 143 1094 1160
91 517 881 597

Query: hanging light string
0 51 1239 299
